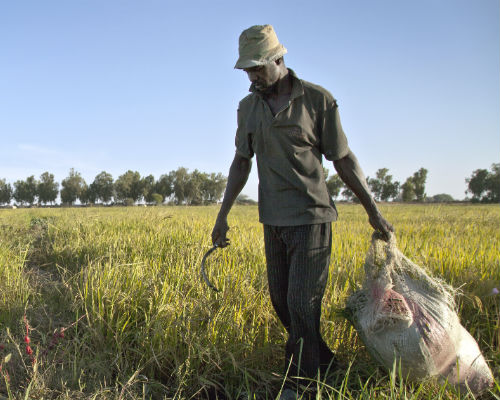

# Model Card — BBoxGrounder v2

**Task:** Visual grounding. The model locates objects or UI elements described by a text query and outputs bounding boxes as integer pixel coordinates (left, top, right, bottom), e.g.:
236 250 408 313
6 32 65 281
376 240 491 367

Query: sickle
201 245 221 292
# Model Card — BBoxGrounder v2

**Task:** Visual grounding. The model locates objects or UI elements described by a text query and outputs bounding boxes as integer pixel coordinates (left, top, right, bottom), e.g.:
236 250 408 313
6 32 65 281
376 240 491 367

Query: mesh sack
346 232 494 395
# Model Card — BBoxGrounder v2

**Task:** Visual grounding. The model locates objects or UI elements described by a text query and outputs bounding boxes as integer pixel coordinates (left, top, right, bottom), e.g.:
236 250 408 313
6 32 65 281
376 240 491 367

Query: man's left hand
369 213 394 241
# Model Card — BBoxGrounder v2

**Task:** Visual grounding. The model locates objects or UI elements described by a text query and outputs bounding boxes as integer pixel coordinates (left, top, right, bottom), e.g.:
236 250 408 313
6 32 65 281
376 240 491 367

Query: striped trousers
263 223 335 384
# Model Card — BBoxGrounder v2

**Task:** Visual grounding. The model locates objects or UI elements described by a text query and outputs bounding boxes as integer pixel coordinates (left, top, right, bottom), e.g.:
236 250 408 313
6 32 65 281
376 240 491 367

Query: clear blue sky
1 0 498 200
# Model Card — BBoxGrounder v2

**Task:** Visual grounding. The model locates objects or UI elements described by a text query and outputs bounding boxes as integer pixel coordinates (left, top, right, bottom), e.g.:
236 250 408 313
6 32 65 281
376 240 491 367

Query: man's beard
254 79 279 95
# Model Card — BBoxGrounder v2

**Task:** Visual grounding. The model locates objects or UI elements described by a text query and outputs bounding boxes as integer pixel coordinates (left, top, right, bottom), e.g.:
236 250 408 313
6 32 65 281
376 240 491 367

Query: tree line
325 167 430 202
325 163 499 203
0 168 227 207
0 163 498 207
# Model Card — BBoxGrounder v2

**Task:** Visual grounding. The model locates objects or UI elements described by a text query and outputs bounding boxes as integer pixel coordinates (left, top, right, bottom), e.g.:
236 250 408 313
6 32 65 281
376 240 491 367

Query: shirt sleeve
319 103 350 161
234 107 254 159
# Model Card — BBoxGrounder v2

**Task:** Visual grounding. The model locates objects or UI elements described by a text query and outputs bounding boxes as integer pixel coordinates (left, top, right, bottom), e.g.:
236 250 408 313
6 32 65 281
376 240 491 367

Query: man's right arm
211 153 252 247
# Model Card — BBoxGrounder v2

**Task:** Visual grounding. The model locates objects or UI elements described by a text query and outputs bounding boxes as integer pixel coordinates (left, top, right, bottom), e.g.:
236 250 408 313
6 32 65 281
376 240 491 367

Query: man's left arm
333 150 394 240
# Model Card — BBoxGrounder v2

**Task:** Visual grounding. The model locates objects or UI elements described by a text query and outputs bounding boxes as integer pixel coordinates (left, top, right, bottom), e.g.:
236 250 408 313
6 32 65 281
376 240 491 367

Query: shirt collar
249 68 304 100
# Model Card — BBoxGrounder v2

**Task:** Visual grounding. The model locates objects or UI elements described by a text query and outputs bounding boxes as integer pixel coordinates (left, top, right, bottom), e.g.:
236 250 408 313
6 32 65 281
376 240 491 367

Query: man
211 25 393 397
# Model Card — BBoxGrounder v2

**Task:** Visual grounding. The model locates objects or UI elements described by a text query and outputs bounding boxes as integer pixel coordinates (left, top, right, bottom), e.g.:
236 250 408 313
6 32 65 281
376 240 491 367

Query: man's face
243 61 281 93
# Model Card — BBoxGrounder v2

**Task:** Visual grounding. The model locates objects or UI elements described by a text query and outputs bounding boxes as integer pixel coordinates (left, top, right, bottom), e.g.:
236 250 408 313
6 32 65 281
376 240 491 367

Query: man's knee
287 292 319 327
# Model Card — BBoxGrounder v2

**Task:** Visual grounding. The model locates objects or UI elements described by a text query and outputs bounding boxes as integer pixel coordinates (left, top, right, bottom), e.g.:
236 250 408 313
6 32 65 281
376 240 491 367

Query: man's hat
234 24 287 69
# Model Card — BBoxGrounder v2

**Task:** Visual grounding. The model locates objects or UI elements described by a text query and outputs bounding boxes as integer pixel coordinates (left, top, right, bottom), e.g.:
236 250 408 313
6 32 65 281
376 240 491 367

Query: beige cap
234 24 287 69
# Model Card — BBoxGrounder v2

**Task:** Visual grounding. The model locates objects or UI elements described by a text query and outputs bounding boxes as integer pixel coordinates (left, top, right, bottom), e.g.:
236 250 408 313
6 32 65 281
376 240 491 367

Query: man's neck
265 68 292 99
261 68 293 116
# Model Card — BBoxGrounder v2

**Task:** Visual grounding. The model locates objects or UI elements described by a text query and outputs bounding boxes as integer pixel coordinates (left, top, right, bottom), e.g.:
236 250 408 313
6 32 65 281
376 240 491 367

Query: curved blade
201 245 221 292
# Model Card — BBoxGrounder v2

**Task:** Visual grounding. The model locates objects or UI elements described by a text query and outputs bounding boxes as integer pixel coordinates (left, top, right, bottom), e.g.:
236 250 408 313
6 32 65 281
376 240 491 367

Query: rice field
0 204 498 399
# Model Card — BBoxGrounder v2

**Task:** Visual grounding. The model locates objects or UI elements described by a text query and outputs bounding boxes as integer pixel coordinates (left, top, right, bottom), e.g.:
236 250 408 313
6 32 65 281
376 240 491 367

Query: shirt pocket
276 124 314 154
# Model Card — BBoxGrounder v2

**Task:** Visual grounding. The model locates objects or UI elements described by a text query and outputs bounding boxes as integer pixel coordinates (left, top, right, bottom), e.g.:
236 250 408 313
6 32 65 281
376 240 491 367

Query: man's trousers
263 222 335 384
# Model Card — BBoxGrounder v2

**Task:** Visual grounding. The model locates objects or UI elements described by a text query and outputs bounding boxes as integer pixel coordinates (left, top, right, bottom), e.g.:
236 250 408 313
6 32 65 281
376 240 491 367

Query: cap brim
234 59 266 69
234 46 287 69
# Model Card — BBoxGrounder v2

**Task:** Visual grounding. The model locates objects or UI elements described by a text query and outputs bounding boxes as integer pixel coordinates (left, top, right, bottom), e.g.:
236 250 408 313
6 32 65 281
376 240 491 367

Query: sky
1 0 498 201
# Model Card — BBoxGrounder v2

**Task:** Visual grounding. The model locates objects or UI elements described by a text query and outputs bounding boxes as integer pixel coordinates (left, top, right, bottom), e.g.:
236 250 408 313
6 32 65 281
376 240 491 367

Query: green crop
0 204 498 399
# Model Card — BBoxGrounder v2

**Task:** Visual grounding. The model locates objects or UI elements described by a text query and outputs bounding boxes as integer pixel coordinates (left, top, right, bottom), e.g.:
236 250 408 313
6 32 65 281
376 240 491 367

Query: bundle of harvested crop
346 232 494 396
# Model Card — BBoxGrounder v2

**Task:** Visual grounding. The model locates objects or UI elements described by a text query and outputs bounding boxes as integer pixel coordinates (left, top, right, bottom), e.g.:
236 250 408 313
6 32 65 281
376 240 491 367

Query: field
0 204 498 399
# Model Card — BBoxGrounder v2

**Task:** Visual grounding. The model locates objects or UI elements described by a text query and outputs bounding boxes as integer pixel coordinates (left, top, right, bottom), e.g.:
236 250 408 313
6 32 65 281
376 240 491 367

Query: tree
114 170 143 204
466 168 488 202
169 168 227 205
151 193 163 205
79 182 94 205
368 168 400 202
185 169 205 205
0 179 13 205
60 169 86 205
172 167 191 204
466 163 500 203
141 174 156 204
90 171 114 204
14 176 38 206
326 174 344 200
401 168 427 202
37 172 59 205
200 172 227 204
155 172 175 203
13 180 27 205
485 163 500 203
401 179 416 202
381 180 400 202
412 168 428 201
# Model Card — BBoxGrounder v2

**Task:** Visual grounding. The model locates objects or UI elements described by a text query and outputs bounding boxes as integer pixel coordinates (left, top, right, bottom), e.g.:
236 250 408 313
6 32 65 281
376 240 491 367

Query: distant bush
151 193 163 205
124 198 135 207
428 194 455 203
236 194 257 205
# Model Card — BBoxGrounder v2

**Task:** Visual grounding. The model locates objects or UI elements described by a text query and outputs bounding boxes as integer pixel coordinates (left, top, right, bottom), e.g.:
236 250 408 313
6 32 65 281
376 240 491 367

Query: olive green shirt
235 69 349 226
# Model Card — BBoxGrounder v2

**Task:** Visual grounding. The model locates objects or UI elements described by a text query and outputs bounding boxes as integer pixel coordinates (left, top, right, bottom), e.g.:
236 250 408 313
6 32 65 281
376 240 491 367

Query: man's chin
255 84 274 95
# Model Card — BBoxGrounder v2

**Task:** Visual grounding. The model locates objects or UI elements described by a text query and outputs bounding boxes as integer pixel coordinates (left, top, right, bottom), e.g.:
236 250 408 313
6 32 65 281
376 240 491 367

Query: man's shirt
235 69 350 226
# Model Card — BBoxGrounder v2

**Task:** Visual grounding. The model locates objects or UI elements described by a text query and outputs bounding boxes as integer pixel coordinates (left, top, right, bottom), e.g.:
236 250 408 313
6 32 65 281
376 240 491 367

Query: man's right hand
211 217 230 248
210 154 251 248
